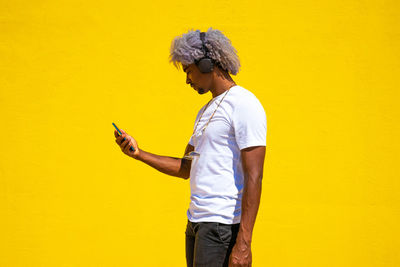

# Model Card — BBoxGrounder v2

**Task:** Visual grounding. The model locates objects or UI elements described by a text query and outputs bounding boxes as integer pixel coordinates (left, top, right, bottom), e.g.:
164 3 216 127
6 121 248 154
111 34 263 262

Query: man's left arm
229 145 266 267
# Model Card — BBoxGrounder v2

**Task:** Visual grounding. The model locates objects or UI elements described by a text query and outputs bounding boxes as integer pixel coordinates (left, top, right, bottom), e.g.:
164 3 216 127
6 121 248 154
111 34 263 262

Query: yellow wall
1 0 399 266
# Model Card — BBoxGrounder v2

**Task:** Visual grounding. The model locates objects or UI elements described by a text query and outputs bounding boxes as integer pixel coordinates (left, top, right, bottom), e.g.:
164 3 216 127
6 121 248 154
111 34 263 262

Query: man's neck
210 71 236 98
211 82 236 98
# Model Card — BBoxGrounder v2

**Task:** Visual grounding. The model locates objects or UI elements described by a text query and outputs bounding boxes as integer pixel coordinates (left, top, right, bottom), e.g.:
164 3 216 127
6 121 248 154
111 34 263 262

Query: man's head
169 28 241 94
182 63 213 95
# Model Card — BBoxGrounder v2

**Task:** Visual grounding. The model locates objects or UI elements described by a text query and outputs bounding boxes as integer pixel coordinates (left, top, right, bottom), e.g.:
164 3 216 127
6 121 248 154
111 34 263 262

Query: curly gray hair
169 27 241 75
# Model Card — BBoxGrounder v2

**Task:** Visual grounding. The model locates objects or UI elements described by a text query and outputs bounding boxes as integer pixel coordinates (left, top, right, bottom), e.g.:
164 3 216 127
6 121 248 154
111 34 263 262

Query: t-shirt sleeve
232 97 267 150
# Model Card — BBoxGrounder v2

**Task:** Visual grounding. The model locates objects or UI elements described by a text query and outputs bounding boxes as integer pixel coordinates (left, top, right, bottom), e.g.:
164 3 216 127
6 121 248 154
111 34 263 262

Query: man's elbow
179 159 191 180
179 171 190 180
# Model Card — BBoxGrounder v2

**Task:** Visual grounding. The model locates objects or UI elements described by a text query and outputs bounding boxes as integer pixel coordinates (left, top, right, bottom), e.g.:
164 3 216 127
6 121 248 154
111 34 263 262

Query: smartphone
112 122 135 152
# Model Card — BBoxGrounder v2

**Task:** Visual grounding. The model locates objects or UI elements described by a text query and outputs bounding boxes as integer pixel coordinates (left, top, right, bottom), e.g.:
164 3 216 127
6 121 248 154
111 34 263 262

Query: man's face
183 63 212 95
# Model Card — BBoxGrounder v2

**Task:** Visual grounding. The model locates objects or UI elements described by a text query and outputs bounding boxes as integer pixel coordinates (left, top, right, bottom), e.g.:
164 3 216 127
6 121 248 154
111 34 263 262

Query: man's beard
197 87 207 94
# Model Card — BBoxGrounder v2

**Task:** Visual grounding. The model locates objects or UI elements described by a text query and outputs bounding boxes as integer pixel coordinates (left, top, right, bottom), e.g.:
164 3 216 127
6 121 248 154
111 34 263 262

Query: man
114 28 267 267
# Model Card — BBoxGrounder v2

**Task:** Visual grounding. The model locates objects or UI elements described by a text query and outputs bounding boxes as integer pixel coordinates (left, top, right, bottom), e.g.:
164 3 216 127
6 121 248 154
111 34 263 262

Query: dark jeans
185 219 240 267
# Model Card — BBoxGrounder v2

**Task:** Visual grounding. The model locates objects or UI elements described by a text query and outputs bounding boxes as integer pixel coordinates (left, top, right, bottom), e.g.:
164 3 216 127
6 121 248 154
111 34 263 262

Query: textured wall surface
1 0 399 266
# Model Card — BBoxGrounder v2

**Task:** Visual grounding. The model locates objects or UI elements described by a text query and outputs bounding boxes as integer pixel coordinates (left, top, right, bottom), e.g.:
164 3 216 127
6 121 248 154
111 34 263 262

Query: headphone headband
200 32 208 56
195 31 214 73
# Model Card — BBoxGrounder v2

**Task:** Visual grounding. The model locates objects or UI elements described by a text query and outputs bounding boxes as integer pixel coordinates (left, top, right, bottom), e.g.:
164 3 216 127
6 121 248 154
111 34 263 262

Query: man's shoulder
231 85 264 109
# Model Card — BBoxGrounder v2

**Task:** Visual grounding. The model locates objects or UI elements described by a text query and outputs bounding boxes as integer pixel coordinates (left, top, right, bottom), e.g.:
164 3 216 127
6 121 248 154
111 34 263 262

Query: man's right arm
136 143 194 179
115 129 194 179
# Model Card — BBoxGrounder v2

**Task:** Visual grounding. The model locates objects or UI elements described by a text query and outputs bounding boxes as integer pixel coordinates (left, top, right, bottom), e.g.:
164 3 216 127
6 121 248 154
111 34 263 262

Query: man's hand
229 238 252 267
114 129 140 159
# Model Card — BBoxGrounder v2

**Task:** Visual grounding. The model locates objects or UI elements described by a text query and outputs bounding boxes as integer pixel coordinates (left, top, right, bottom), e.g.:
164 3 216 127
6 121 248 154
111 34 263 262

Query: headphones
195 32 215 73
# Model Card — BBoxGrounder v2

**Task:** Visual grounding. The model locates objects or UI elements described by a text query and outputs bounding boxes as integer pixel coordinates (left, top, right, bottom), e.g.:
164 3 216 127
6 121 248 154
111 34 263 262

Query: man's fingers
123 140 132 154
123 143 131 154
121 140 126 151
118 138 125 149
115 133 126 145
114 129 135 154
115 136 122 145
121 138 129 149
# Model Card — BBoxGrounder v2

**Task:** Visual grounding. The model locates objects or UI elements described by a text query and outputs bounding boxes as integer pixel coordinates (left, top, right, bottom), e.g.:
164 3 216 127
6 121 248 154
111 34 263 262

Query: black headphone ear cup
197 58 214 73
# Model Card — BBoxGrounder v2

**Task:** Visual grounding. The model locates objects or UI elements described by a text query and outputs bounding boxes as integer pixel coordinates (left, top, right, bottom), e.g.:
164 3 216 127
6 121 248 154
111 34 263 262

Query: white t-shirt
187 85 267 224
